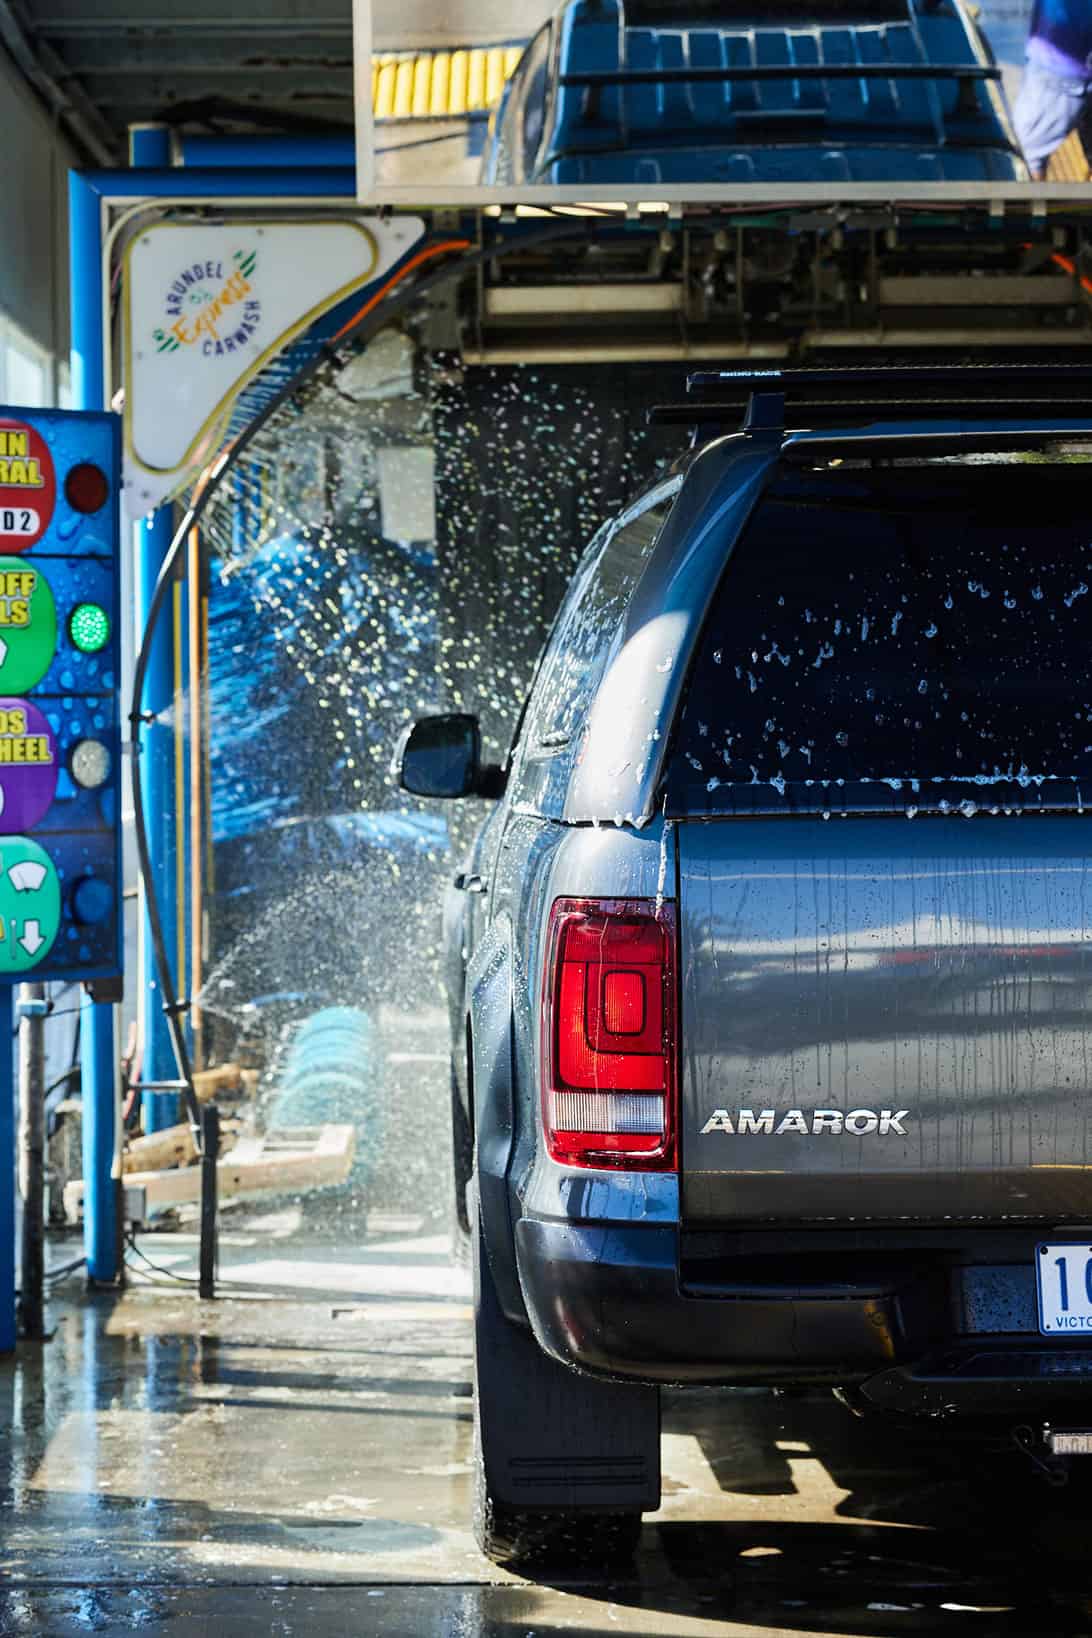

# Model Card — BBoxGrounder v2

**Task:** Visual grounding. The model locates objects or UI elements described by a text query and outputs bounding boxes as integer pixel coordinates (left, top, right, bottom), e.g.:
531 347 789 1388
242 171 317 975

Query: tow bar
1012 1424 1092 1486
1044 1427 1092 1457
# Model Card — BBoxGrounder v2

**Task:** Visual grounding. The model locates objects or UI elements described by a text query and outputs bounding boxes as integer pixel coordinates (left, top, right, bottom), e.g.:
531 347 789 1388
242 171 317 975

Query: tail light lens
542 897 677 1170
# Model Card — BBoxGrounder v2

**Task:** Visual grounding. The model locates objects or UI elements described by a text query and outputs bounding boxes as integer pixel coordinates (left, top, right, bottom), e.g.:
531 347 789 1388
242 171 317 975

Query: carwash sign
0 420 56 547
154 246 261 359
0 407 122 988
123 216 425 516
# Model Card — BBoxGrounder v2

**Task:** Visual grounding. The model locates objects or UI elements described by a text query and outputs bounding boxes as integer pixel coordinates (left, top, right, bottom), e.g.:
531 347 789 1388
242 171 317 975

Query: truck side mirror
399 714 502 799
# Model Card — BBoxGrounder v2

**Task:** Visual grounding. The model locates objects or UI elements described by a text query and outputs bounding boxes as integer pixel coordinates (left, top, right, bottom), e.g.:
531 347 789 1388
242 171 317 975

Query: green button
69 602 110 654
0 835 60 972
0 558 57 694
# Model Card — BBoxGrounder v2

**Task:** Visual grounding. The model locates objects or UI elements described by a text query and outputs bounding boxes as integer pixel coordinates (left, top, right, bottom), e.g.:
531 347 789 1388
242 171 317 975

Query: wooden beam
122 1121 197 1174
1047 130 1091 184
67 1123 355 1219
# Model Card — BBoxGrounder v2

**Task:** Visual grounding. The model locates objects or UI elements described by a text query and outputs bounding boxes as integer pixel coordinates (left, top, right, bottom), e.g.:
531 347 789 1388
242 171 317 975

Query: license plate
1036 1243 1092 1335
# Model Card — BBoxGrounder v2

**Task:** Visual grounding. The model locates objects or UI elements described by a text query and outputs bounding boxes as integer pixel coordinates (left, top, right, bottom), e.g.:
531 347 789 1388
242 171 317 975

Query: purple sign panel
0 698 58 833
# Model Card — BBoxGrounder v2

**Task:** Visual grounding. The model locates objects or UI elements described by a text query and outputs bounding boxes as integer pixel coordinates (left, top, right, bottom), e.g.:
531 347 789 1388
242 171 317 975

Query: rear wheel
470 1194 656 1570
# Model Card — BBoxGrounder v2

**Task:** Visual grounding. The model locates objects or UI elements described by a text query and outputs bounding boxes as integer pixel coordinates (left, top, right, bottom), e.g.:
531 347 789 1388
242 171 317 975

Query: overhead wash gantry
57 99 1092 1301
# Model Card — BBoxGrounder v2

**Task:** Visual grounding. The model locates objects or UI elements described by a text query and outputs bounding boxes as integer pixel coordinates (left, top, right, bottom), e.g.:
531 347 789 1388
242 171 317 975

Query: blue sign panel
0 406 121 990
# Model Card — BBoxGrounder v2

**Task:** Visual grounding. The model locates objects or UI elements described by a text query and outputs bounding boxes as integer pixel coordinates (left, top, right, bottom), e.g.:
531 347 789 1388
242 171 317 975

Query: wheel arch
466 911 525 1324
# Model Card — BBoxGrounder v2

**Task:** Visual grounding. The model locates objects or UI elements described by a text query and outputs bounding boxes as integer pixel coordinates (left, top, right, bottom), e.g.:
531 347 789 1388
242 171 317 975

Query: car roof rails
648 365 1092 442
625 1 919 24
558 60 998 89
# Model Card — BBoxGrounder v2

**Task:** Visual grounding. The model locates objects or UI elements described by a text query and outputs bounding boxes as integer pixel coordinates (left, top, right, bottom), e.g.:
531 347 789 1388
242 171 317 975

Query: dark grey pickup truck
401 365 1092 1568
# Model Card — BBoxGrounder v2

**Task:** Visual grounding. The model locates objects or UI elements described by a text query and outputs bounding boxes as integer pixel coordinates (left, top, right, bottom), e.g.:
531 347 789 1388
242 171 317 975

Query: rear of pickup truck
657 460 1092 1410
668 812 1092 1412
524 457 1092 1413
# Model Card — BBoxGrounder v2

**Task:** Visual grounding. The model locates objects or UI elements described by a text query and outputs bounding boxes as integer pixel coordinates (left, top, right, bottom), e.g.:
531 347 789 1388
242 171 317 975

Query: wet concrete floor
2 1213 1092 1636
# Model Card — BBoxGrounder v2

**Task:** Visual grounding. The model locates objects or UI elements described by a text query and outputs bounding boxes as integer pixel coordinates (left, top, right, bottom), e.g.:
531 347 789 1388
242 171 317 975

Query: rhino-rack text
700 1108 909 1136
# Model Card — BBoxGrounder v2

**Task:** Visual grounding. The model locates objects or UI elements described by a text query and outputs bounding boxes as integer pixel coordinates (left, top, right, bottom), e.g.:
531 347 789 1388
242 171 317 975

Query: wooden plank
122 1119 240 1175
192 1062 248 1103
122 1122 197 1174
66 1123 356 1218
1047 129 1091 184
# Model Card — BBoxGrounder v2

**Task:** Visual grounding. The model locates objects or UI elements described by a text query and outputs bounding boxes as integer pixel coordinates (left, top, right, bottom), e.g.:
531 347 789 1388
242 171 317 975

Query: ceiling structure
0 0 354 162
0 0 555 166
0 0 1027 169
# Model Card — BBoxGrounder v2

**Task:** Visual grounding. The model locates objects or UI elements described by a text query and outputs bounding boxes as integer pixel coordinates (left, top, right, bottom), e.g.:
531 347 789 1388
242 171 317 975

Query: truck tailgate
679 815 1092 1224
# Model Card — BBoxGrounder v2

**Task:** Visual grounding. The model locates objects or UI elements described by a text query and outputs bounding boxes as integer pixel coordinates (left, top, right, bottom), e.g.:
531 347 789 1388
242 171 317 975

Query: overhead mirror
357 0 1062 201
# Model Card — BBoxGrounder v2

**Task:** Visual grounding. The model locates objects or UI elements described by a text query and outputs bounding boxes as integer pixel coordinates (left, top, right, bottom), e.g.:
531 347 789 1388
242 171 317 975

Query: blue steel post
69 168 122 1282
129 126 182 1134
136 510 180 1134
0 990 13 1348
81 1005 118 1281
64 147 358 1251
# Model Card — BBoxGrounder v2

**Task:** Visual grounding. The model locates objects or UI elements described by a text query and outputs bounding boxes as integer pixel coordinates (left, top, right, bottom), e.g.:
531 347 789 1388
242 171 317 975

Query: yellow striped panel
409 56 428 116
429 52 450 116
449 49 469 115
1047 129 1091 183
466 49 486 110
485 47 506 107
374 57 397 119
393 57 414 117
372 41 524 119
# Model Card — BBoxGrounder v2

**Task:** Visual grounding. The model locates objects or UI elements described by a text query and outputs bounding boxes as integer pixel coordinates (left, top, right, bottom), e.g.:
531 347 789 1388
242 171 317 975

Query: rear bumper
516 1216 907 1386
515 1216 1092 1408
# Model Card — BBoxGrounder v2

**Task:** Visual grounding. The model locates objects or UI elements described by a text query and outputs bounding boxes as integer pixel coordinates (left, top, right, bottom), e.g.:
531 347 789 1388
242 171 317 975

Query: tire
451 1060 473 1249
470 1194 654 1571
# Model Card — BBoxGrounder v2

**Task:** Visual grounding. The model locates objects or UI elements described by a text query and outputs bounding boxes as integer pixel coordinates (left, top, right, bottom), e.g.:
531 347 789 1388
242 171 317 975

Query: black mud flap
473 1200 660 1512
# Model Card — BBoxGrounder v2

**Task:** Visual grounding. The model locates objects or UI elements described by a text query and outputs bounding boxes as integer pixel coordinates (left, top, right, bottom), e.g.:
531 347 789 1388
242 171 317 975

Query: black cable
124 1233 200 1286
125 1232 251 1291
374 132 469 155
128 219 590 1154
43 1065 80 1098
44 1256 86 1283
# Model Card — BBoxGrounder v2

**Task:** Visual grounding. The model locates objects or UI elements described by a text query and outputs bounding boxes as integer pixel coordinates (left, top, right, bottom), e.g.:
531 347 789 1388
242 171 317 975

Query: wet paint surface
3 1219 1092 1635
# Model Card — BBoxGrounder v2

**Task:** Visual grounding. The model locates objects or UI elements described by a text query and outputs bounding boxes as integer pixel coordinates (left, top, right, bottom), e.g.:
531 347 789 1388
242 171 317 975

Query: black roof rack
647 366 1092 438
626 0 913 19
558 61 999 88
685 365 1092 397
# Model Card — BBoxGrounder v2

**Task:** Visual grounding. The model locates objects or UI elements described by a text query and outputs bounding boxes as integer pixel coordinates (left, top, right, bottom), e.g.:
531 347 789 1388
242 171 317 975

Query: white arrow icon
18 920 44 956
0 638 9 668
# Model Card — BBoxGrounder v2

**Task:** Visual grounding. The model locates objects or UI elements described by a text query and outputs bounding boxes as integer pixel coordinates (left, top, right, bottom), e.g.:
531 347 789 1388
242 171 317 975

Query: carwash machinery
63 115 1092 1319
0 407 123 1348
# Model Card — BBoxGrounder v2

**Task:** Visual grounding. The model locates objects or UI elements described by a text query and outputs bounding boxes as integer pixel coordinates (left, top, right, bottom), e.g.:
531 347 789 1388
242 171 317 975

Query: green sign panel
0 558 56 695
0 834 60 972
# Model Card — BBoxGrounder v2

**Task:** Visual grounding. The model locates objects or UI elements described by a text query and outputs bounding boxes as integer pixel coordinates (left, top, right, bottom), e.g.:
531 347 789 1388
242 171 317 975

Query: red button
64 463 109 515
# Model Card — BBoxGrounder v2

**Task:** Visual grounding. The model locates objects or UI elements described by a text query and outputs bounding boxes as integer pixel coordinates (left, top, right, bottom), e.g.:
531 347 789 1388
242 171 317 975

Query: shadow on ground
2 1225 1092 1635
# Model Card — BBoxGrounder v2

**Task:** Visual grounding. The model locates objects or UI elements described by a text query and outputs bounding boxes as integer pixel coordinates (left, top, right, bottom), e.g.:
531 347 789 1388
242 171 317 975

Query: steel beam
180 135 356 167
52 39 353 71
18 984 46 1340
484 283 683 317
0 0 117 163
69 167 122 1282
81 996 119 1281
0 990 13 1350
136 509 180 1135
128 124 182 1136
34 0 342 25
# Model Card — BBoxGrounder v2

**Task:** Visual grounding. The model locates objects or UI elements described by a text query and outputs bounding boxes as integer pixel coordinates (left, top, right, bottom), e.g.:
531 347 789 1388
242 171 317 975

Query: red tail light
542 897 677 1170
